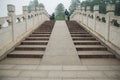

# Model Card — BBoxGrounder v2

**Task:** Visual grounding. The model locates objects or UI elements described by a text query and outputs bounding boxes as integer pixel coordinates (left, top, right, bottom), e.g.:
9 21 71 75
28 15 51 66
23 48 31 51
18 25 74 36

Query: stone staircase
66 21 116 58
7 21 55 58
0 21 120 80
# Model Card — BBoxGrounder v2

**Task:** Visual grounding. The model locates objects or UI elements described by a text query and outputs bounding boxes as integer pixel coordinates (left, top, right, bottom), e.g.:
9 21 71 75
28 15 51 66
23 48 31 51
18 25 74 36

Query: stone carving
111 19 120 27
102 17 106 23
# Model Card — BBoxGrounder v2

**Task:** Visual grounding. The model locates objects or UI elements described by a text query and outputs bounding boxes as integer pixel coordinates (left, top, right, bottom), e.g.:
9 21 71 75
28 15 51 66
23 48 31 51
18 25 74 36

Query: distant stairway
66 21 116 58
7 21 55 58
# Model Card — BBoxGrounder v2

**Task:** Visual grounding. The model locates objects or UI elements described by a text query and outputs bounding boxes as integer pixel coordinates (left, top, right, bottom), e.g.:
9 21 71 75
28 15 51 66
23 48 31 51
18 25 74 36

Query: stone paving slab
81 58 120 65
0 78 31 80
1 78 120 80
37 65 62 70
19 70 49 77
0 65 120 79
0 58 41 65
41 21 80 65
0 70 20 77
0 64 120 71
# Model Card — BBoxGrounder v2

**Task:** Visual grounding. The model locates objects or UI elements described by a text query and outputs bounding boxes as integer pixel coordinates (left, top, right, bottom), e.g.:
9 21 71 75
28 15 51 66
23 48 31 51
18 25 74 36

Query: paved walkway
41 21 80 65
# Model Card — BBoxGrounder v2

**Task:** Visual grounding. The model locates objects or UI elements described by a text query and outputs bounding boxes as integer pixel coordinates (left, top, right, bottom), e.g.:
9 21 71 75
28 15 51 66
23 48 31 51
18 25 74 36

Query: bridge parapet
71 4 120 58
0 4 50 59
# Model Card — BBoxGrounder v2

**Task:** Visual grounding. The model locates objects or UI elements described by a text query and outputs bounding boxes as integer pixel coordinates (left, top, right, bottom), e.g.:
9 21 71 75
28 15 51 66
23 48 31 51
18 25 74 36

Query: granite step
71 34 92 37
15 45 46 51
73 37 96 40
74 41 101 45
70 32 89 34
78 51 115 58
21 40 48 45
26 37 49 40
76 45 107 51
32 32 51 34
7 51 44 58
30 34 50 37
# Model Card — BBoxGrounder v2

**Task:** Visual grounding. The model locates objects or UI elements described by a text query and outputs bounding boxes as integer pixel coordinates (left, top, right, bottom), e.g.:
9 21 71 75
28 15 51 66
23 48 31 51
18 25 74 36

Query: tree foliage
55 3 65 20
55 3 65 15
69 0 80 14
39 3 45 8
28 0 45 12
115 0 120 16
34 0 39 9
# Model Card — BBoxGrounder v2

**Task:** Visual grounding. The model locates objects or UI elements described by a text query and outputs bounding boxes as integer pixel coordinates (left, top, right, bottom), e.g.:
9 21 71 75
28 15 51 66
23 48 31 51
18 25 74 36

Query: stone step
74 41 101 45
78 51 115 58
76 45 107 51
70 32 89 34
30 34 50 37
71 34 92 37
26 37 49 40
32 32 51 34
15 45 46 51
21 41 48 45
7 51 44 58
73 37 96 40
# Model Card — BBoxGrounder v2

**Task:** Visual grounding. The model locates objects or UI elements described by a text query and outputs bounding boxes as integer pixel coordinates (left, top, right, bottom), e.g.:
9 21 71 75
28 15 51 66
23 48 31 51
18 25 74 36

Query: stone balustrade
0 4 50 59
71 4 120 58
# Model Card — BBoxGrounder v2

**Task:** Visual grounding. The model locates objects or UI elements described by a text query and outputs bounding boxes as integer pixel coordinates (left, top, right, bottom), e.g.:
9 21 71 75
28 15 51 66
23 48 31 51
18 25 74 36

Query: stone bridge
0 4 120 80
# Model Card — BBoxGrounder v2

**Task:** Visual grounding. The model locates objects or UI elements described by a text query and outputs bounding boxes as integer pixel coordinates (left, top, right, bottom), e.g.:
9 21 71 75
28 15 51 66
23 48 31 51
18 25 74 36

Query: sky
0 0 83 17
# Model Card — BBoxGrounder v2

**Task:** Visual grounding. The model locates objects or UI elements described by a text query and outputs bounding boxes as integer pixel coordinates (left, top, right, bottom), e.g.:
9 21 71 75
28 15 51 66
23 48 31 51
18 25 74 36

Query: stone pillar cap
7 4 15 12
23 6 28 11
106 4 115 12
94 5 99 11
86 6 90 10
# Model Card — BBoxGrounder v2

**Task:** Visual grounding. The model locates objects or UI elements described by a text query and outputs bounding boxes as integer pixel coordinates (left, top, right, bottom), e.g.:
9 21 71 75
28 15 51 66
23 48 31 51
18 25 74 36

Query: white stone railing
0 4 50 59
71 4 120 58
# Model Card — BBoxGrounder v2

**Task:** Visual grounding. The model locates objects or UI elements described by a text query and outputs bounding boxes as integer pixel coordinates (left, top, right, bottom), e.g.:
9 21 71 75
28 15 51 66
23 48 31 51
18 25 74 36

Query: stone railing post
72 7 81 21
94 5 99 14
86 6 90 14
23 6 28 31
94 5 99 30
31 6 35 13
36 7 40 24
86 6 90 26
7 4 16 41
7 4 15 16
81 7 85 22
39 8 43 21
23 6 28 14
106 4 115 15
82 7 85 13
106 4 115 40
31 6 35 28
36 7 40 25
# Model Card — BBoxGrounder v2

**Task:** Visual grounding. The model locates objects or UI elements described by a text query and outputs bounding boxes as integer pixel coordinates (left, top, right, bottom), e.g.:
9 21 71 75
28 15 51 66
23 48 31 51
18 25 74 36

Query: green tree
97 0 105 14
34 0 39 10
55 3 65 20
69 0 80 14
115 0 120 16
28 0 45 12
39 3 45 8
28 1 34 13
